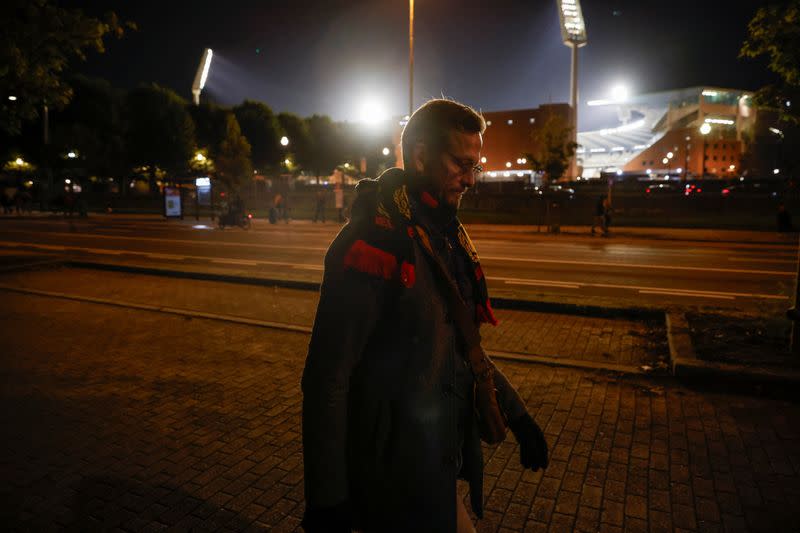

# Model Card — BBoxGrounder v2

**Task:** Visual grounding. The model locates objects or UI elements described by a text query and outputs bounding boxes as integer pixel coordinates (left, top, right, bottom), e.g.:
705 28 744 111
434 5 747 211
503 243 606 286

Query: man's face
425 130 482 209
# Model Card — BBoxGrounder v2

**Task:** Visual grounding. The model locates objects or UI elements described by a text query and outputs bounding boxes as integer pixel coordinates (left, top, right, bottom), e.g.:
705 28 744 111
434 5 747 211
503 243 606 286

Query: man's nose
461 171 475 189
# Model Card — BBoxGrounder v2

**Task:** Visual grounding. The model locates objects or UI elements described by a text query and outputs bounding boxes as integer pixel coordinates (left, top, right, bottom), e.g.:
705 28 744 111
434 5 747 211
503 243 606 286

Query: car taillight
646 188 651 194
722 189 730 195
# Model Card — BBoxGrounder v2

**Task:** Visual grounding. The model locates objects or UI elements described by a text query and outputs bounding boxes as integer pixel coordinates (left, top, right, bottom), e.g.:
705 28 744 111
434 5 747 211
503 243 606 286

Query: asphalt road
0 215 796 312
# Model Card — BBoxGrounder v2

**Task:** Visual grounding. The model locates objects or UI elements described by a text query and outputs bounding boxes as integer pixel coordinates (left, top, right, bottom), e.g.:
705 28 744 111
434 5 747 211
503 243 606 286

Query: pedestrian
334 183 345 222
777 202 795 232
590 194 607 236
313 189 326 223
602 196 612 236
301 98 549 533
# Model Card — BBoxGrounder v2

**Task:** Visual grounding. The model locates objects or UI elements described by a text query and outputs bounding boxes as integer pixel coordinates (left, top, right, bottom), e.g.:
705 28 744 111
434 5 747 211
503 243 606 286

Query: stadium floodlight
556 0 587 179
191 48 213 105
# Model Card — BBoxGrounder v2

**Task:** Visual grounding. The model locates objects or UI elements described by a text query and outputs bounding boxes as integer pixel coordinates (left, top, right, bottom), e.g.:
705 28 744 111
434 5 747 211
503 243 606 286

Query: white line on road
480 255 793 276
501 280 581 289
727 257 797 264
489 276 788 300
638 290 735 300
211 258 260 266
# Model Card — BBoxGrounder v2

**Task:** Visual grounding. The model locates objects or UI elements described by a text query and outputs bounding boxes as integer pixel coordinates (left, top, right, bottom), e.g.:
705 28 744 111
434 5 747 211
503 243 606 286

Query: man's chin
444 193 462 210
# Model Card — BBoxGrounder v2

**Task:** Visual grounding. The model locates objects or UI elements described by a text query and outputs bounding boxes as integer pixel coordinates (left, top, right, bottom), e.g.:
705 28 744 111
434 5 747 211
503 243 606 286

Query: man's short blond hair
401 98 486 170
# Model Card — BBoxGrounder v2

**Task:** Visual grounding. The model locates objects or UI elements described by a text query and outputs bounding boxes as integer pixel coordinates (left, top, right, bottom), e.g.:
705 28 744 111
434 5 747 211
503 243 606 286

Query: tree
215 113 252 193
233 100 282 173
306 114 345 178
125 84 195 186
277 112 312 171
190 103 229 160
523 112 578 185
741 1 800 125
50 75 127 179
740 1 800 180
0 0 133 136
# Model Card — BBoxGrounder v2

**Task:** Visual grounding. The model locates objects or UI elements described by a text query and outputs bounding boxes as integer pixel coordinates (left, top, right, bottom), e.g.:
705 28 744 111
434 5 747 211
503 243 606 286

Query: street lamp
280 136 290 147
8 95 16 101
382 147 391 156
67 151 77 159
556 0 587 180
699 122 711 177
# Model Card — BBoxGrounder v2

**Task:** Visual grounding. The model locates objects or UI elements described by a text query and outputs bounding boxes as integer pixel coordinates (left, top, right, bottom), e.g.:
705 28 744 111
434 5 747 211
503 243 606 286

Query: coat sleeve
492 364 528 423
301 235 388 508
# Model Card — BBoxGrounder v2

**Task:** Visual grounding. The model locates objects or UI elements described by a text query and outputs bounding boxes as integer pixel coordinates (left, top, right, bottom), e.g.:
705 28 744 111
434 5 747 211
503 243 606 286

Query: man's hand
508 413 549 472
301 500 351 533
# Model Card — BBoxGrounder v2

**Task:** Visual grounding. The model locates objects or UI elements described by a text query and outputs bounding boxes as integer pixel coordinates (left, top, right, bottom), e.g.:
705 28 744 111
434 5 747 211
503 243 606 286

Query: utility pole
556 0 587 181
409 0 414 117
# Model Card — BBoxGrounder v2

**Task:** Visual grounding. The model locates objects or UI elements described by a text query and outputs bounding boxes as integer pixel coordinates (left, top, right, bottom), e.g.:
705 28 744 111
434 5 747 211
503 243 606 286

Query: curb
666 311 800 395
64 260 663 321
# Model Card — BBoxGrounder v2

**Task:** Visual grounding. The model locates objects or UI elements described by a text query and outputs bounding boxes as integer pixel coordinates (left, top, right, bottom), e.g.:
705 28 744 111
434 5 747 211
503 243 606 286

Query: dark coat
301 170 527 532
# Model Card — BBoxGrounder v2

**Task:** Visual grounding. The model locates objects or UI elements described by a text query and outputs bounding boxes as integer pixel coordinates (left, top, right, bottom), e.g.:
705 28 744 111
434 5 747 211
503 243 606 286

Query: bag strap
415 233 495 382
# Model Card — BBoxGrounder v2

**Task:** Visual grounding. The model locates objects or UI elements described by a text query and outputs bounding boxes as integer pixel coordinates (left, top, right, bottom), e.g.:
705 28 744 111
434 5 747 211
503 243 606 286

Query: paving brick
2 283 800 532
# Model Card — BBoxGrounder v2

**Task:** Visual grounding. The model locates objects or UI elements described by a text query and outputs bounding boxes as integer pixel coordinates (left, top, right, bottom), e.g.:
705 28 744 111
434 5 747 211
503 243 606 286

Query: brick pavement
3 267 666 368
2 288 799 532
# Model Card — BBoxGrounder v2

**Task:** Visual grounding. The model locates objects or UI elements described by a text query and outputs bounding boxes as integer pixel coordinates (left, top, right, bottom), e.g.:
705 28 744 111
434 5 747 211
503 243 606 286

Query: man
301 99 548 533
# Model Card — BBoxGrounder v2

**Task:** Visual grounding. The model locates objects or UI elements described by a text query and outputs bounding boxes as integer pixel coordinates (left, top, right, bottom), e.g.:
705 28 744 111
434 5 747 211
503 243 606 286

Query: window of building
722 143 727 149
642 162 647 167
713 143 718 149
722 155 726 161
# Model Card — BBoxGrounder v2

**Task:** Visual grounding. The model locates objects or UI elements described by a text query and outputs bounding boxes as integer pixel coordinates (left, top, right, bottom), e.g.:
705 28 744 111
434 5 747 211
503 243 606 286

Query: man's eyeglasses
445 152 483 176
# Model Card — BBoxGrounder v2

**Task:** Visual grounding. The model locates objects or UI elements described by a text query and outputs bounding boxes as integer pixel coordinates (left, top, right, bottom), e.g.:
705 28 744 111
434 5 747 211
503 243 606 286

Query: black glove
301 500 351 533
508 413 549 472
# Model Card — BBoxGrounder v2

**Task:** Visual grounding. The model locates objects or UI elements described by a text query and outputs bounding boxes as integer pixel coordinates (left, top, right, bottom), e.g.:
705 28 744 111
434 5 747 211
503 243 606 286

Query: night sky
67 0 772 130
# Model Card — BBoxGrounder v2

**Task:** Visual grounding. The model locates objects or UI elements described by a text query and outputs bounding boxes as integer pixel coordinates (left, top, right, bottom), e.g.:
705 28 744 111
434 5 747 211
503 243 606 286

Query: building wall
480 104 571 173
623 126 741 178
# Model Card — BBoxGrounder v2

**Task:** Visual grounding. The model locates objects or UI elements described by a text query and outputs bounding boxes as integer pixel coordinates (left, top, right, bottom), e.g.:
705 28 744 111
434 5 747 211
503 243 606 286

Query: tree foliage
215 113 252 193
740 0 800 124
190 103 228 159
277 112 312 171
306 114 344 177
125 84 195 180
233 100 282 172
0 0 133 135
51 75 127 178
523 112 578 184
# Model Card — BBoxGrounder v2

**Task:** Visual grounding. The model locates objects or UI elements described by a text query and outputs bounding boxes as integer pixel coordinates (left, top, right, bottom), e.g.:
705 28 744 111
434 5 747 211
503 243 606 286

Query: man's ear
411 142 427 174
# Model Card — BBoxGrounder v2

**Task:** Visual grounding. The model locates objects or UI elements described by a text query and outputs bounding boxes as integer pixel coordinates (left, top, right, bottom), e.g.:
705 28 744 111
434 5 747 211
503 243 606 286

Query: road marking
489 276 788 300
638 290 735 300
211 258 260 266
502 279 580 289
0 241 323 271
481 255 793 276
727 257 796 264
0 231 329 252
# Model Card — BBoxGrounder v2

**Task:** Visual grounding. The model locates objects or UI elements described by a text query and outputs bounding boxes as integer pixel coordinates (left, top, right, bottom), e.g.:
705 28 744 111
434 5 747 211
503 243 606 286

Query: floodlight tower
192 48 213 106
556 0 587 178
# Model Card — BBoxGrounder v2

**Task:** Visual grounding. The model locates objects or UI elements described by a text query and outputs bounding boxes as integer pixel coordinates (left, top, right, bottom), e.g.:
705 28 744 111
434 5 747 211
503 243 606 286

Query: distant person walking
313 189 326 223
591 195 609 236
334 184 345 223
777 202 795 232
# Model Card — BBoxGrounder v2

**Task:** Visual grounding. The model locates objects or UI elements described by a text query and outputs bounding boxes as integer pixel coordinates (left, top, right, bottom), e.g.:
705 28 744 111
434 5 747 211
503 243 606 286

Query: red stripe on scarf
343 240 398 280
475 265 484 281
477 299 499 326
400 261 416 288
420 191 439 208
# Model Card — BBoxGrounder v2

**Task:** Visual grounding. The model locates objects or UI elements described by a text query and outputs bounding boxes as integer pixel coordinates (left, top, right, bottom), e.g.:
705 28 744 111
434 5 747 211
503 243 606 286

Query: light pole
699 122 711 178
556 0 587 180
409 0 414 117
192 48 213 106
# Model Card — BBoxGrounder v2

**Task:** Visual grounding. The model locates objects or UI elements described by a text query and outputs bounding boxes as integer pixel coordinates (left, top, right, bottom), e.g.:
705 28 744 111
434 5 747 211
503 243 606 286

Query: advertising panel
164 187 182 217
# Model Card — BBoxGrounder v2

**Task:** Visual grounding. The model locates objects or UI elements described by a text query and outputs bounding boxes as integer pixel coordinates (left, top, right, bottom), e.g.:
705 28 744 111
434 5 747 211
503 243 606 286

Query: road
0 215 796 311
